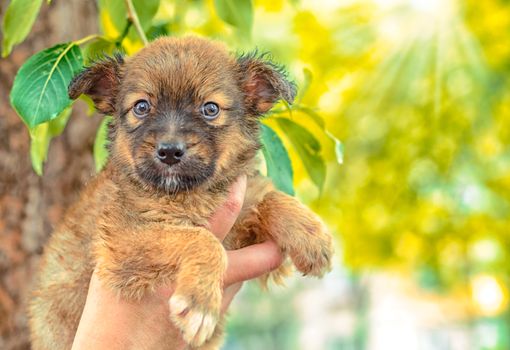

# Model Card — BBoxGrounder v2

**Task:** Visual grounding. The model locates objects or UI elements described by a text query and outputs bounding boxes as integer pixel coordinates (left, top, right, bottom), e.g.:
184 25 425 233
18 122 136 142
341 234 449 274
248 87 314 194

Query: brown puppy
28 36 333 349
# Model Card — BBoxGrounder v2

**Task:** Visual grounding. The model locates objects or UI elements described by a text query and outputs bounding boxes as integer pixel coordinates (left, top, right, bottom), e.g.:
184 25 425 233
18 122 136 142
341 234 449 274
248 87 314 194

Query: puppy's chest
130 193 226 228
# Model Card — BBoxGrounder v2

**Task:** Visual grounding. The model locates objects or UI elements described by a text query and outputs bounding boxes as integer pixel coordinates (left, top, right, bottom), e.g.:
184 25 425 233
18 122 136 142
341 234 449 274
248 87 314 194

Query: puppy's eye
200 102 220 120
133 100 150 118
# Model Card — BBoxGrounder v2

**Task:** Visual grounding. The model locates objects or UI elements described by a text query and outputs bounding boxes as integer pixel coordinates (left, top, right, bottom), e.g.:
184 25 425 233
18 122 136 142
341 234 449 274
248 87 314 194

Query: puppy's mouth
135 155 215 194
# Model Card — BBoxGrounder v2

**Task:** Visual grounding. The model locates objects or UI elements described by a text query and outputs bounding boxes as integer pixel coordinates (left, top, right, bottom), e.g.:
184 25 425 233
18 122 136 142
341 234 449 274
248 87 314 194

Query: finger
224 240 284 286
208 175 247 240
221 282 243 313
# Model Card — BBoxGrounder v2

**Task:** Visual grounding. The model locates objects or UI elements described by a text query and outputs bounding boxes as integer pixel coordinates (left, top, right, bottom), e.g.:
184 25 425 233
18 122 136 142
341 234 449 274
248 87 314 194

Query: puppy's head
69 37 295 193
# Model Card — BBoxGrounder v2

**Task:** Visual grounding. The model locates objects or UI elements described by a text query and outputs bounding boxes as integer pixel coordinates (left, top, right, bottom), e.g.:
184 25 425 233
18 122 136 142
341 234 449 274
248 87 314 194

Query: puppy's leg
94 224 227 348
194 316 226 350
256 191 334 277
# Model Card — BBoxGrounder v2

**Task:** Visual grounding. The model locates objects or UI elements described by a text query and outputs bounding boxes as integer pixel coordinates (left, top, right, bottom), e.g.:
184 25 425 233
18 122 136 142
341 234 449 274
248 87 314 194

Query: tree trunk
0 1 100 348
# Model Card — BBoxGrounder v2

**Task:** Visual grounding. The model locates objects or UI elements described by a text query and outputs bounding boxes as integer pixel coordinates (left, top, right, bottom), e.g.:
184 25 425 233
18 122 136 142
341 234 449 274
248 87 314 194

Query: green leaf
276 118 326 192
296 68 313 104
281 99 293 118
260 124 294 196
29 106 72 175
80 95 97 116
130 0 161 31
327 130 344 165
296 106 325 129
147 21 170 41
2 0 43 57
48 106 72 137
98 0 160 34
10 43 84 129
82 37 117 65
214 0 253 39
94 116 112 172
98 0 125 35
30 123 49 176
297 106 344 165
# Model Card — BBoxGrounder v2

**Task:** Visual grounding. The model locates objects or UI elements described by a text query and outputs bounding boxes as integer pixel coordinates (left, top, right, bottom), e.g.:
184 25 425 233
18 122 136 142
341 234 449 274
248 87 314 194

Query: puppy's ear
68 54 124 115
237 52 296 115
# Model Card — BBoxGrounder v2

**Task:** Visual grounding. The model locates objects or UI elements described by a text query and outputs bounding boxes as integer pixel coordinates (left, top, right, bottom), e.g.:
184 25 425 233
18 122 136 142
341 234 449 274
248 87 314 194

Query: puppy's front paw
291 219 334 277
169 287 222 347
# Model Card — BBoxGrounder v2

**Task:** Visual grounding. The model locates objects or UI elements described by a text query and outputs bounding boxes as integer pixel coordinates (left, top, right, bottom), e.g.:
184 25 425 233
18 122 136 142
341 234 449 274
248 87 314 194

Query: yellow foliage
99 10 120 39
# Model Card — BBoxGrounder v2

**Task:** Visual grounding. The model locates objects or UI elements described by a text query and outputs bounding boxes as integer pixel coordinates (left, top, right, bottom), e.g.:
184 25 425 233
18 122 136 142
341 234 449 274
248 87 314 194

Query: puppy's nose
156 142 186 166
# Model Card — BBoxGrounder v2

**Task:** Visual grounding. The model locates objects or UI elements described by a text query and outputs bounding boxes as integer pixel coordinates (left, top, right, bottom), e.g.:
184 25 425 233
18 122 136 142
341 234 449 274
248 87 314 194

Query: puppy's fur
28 37 333 349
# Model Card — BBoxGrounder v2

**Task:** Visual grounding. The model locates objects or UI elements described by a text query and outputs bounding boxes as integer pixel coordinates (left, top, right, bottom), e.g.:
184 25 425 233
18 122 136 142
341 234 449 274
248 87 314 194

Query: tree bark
0 1 100 348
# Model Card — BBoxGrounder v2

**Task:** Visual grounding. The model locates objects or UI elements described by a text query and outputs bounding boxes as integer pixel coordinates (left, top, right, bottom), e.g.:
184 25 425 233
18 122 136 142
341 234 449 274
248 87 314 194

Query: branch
124 0 148 45
116 20 133 48
74 34 100 46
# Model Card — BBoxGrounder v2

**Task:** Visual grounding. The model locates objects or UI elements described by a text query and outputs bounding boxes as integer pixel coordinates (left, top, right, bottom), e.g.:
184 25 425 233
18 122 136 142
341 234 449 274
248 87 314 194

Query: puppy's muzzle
156 142 186 166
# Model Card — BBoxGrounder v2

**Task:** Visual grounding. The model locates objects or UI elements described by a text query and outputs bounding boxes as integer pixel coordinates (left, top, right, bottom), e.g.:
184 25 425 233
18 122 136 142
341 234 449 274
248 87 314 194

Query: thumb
207 175 247 241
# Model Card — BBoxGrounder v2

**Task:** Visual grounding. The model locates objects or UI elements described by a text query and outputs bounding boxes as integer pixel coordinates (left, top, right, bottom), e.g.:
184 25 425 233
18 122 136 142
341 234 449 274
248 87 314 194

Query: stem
116 20 133 49
74 34 100 46
124 0 148 45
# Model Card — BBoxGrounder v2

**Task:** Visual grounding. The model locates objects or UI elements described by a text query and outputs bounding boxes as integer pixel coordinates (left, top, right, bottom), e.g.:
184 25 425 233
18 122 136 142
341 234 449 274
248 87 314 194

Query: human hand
72 175 283 350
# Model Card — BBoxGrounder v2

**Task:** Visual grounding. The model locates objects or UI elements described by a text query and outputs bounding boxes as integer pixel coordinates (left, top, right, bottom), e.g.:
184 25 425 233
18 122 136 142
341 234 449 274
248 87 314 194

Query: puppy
28 36 333 349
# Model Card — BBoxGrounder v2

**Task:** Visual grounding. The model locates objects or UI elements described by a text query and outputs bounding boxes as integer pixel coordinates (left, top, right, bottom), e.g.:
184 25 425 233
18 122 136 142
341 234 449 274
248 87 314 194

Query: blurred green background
3 0 510 349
